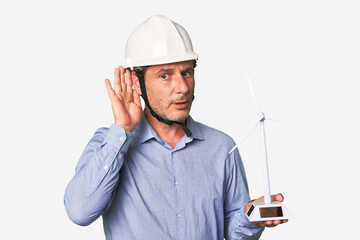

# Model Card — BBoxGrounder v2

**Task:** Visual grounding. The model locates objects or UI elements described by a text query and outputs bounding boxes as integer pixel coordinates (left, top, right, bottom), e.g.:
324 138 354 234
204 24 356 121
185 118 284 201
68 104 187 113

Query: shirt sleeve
224 148 265 240
64 124 131 226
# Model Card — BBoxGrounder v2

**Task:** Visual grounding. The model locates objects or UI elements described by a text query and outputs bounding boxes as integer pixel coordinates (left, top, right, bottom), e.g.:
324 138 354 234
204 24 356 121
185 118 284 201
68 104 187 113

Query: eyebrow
156 68 173 74
183 67 194 73
155 67 194 75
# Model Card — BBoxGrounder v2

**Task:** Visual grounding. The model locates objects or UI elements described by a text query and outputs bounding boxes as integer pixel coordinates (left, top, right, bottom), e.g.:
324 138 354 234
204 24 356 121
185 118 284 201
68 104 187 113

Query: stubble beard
148 93 194 122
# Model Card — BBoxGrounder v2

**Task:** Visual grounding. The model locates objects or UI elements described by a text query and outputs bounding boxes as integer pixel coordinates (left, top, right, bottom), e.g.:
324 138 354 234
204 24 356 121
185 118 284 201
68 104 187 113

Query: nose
174 73 190 94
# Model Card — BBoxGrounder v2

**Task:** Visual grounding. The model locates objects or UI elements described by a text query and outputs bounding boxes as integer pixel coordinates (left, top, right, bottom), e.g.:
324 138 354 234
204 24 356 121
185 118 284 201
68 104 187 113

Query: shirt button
174 181 179 185
104 165 109 170
119 137 124 141
177 214 181 218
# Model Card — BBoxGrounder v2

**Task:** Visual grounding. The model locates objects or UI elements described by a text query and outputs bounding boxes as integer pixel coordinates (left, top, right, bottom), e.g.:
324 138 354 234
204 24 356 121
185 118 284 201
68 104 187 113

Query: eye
181 71 191 77
161 74 168 79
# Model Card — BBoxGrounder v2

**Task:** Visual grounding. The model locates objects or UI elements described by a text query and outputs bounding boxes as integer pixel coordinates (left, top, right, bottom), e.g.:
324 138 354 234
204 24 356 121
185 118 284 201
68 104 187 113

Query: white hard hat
124 15 198 69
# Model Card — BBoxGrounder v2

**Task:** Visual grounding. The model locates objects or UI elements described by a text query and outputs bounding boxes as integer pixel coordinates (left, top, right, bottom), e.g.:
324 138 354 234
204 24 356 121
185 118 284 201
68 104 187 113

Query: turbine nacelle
259 112 265 122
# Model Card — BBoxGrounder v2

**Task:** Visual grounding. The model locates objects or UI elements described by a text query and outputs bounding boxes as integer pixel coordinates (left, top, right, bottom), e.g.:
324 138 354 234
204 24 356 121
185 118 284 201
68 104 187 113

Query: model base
246 201 292 222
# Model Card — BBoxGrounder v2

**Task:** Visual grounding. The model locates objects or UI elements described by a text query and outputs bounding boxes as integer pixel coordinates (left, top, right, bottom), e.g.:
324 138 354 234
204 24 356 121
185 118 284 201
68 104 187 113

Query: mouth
173 101 188 109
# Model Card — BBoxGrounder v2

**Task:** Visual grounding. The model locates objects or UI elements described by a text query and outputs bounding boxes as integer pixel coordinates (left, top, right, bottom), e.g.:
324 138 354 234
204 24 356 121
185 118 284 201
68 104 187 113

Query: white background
1 0 359 239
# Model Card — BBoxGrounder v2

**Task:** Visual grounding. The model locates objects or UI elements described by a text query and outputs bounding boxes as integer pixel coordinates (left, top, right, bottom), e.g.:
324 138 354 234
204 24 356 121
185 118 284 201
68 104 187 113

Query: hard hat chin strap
134 68 192 137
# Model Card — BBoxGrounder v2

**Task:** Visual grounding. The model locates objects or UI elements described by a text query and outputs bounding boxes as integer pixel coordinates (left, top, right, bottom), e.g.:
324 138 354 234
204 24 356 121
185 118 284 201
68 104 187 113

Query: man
64 15 287 240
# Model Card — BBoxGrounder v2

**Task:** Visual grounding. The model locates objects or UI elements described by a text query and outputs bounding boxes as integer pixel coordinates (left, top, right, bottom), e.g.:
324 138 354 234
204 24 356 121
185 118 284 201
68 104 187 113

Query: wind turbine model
229 74 296 222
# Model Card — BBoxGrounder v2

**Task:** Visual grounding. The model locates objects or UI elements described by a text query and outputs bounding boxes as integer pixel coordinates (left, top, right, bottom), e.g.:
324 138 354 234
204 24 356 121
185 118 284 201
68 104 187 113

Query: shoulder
192 120 242 174
195 121 236 152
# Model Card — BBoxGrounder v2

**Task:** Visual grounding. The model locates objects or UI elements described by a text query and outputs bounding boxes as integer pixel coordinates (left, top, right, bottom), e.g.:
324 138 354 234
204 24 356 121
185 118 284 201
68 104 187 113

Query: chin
166 115 189 122
164 111 190 122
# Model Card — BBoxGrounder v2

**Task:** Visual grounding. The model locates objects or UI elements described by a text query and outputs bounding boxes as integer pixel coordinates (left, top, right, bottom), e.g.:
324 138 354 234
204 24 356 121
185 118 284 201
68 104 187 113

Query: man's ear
131 71 142 96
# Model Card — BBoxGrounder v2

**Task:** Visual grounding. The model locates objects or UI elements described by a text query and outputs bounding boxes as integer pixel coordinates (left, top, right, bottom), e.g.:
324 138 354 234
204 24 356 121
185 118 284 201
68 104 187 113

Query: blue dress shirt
64 114 264 239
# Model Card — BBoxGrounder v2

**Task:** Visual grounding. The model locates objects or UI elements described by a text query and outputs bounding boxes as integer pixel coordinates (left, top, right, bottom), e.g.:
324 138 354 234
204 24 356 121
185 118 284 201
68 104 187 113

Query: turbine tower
230 74 298 221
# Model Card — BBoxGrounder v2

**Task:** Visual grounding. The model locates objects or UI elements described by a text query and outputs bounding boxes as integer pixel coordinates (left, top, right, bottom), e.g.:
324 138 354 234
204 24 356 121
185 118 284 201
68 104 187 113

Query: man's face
144 60 195 122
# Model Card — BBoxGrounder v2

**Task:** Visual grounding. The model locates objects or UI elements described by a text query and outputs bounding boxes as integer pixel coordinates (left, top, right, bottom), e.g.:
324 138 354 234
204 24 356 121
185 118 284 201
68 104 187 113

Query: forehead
148 60 194 73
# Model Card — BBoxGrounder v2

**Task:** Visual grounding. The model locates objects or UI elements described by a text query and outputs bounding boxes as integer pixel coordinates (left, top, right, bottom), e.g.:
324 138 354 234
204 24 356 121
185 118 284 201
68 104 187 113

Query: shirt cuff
228 203 264 239
237 203 261 228
103 124 132 151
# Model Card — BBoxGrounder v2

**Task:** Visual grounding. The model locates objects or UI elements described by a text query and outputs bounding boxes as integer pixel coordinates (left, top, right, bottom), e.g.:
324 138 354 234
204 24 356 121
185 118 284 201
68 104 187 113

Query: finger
272 220 281 225
119 66 126 92
105 79 116 98
255 218 288 227
125 69 133 93
114 67 121 93
264 221 278 228
264 220 273 225
254 221 272 228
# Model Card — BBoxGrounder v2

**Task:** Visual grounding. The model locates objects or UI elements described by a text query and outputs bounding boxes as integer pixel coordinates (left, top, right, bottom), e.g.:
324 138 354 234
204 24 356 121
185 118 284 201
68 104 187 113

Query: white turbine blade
229 119 261 154
247 72 263 115
266 116 307 127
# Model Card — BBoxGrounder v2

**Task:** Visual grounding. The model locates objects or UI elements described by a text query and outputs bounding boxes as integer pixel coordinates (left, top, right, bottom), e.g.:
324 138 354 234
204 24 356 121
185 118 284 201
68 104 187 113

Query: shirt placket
171 149 182 240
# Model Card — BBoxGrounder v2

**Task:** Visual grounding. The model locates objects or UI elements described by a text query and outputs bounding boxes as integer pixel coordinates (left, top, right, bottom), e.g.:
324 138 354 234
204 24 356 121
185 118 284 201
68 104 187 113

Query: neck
144 108 186 148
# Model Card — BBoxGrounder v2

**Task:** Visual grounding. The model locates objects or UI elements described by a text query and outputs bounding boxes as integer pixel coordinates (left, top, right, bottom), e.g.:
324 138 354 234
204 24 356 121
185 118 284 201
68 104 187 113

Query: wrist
114 121 134 132
244 199 255 218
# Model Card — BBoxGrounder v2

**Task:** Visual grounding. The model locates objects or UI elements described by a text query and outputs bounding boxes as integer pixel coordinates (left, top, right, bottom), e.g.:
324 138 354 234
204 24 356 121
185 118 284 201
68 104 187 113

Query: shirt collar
186 115 205 141
134 113 205 144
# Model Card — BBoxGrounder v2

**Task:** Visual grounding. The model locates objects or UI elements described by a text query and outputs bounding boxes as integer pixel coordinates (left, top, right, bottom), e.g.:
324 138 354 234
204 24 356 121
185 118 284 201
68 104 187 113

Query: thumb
271 193 284 202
